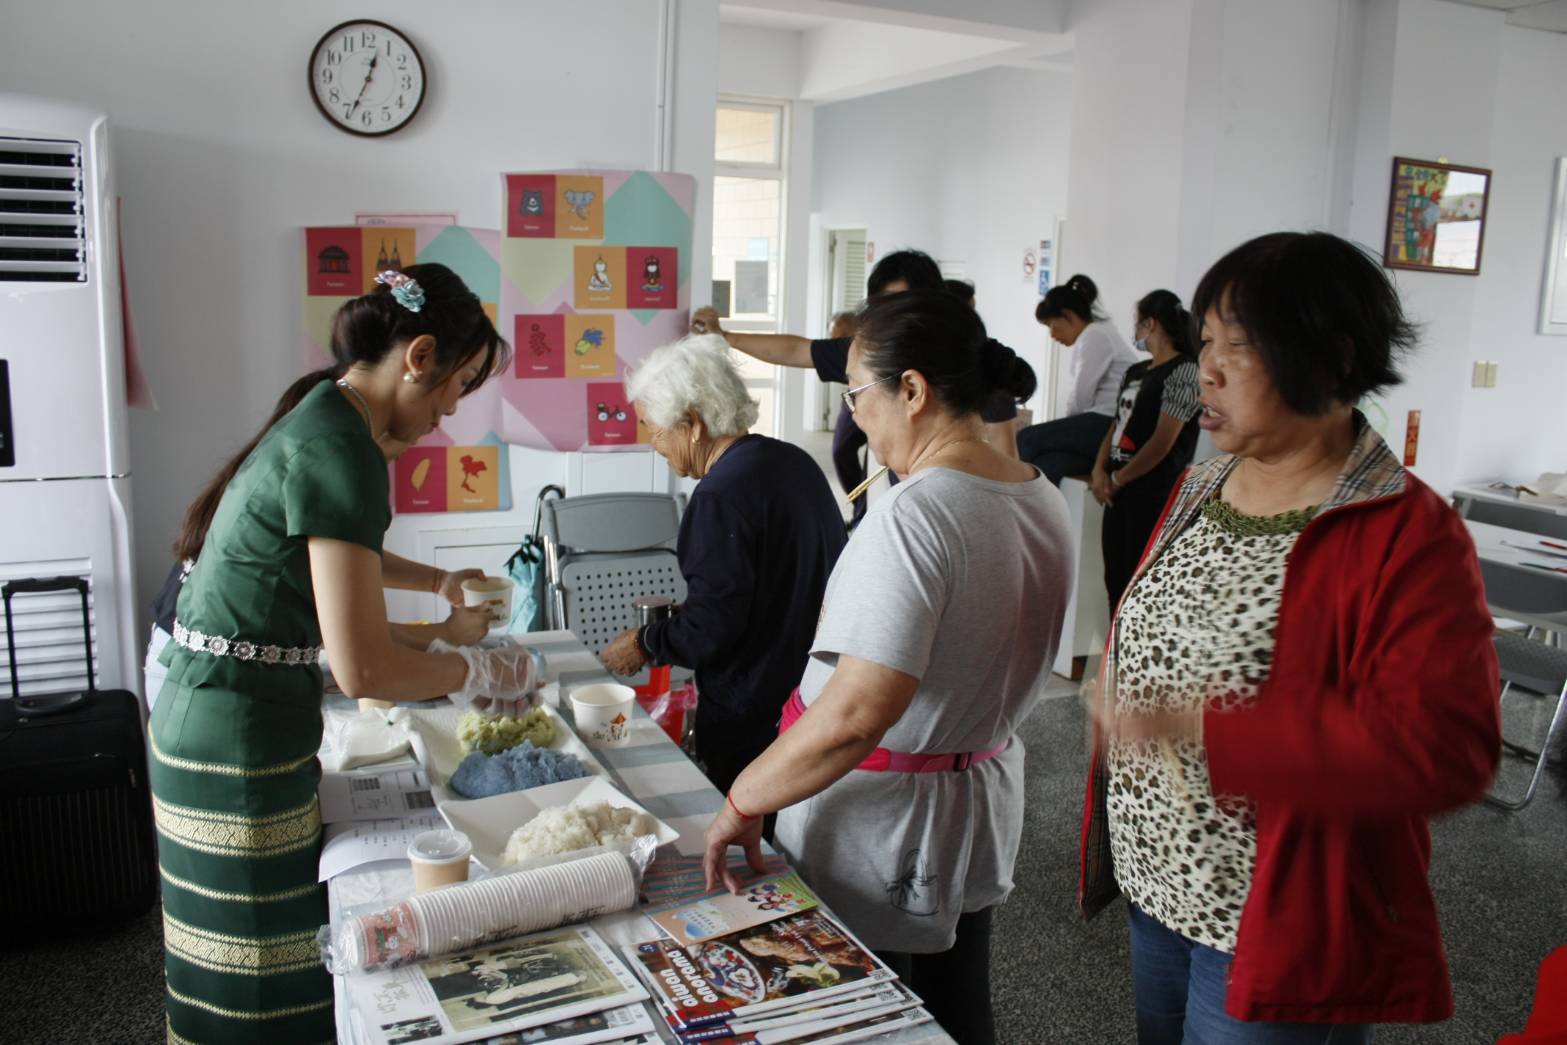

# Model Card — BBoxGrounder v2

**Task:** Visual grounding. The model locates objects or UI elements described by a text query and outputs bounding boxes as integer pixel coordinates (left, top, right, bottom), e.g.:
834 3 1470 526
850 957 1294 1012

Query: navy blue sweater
640 434 847 726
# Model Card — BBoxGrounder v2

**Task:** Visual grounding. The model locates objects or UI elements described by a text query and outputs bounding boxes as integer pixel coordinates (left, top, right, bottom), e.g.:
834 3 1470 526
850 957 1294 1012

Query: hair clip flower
374 270 425 312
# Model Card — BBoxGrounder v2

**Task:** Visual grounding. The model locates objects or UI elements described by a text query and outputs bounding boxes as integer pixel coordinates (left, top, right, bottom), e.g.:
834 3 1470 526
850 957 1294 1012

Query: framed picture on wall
1540 157 1567 336
1382 156 1492 275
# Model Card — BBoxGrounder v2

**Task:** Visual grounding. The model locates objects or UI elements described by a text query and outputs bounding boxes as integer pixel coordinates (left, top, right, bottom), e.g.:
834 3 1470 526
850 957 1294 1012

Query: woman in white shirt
1017 274 1142 484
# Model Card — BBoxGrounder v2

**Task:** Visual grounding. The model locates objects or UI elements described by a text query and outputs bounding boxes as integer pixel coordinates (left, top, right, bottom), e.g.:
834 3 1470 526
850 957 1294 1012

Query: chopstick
1522 561 1567 575
1503 540 1567 561
844 465 890 505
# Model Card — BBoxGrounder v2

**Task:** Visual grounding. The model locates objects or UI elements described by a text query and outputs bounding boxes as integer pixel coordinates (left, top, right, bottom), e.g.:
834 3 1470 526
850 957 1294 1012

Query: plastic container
407 829 472 893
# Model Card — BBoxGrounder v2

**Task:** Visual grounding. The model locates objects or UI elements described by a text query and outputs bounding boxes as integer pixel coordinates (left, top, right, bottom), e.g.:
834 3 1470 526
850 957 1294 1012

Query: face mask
1134 336 1149 353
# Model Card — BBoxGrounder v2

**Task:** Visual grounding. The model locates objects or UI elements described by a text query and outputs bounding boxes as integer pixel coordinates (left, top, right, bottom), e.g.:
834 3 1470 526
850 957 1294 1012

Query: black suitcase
0 576 159 927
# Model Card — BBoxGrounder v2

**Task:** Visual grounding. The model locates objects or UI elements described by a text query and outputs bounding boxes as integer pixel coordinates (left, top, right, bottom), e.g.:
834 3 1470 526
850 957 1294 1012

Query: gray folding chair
540 493 688 656
1486 629 1567 811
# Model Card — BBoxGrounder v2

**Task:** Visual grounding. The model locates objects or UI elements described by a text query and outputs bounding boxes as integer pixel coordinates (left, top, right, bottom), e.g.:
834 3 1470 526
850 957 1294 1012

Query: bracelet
1109 471 1124 489
726 792 759 821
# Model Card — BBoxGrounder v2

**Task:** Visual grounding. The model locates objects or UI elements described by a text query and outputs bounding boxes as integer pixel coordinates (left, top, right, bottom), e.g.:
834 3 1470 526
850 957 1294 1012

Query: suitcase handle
4 575 95 702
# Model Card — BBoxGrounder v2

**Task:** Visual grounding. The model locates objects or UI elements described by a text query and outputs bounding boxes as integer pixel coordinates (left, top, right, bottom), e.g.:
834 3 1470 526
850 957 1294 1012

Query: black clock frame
307 18 427 138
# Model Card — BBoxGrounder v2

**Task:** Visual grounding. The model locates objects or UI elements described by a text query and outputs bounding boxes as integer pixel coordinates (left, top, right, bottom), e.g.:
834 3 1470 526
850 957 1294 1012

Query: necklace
909 435 985 474
336 378 375 434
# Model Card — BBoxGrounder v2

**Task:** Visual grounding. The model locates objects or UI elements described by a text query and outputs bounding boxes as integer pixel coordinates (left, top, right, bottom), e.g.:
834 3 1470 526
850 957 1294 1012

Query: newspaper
346 926 649 1045
320 767 437 824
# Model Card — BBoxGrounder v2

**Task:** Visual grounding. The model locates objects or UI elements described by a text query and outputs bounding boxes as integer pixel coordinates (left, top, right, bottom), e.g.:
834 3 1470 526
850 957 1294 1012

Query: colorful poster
564 315 616 378
499 169 695 451
301 223 512 514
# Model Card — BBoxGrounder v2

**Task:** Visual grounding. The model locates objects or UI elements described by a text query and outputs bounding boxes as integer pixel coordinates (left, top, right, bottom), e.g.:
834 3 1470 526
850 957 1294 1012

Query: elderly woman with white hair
600 334 847 796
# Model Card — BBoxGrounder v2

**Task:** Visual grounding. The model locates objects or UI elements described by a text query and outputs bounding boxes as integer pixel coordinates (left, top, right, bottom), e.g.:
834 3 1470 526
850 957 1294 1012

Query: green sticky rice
456 706 556 755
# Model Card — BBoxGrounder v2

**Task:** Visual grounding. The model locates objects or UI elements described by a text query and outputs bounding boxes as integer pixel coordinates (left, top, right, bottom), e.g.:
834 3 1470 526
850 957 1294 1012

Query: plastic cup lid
408 829 472 864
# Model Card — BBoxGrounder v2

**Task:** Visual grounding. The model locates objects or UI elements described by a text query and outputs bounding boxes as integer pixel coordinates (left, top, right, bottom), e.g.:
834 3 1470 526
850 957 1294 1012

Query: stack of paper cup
322 851 638 973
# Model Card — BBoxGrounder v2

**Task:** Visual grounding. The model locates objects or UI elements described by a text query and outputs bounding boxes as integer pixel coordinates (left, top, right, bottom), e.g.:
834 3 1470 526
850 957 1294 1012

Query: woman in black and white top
1016 274 1142 484
1089 289 1202 609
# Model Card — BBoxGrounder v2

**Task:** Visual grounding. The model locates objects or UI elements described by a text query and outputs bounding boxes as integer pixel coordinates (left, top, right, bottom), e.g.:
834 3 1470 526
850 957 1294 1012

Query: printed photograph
424 931 629 1033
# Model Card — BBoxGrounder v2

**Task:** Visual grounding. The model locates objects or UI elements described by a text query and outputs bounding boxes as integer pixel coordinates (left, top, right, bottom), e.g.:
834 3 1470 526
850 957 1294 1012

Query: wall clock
309 20 426 137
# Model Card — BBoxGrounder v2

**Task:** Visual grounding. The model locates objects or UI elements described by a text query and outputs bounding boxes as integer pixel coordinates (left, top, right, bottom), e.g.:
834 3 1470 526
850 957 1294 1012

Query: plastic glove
428 639 540 714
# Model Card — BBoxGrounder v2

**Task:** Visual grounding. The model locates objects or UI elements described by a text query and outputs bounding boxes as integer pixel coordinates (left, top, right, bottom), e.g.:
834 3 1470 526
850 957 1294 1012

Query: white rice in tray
502 800 659 864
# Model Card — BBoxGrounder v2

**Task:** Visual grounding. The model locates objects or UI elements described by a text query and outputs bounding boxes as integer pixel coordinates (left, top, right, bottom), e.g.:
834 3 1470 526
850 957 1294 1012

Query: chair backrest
540 493 687 652
541 493 681 554
1479 559 1567 621
558 552 688 654
1494 630 1567 696
1457 496 1567 541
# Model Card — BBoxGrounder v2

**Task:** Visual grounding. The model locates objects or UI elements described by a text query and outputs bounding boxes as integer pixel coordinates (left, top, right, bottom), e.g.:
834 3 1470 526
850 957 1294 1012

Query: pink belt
778 689 1008 773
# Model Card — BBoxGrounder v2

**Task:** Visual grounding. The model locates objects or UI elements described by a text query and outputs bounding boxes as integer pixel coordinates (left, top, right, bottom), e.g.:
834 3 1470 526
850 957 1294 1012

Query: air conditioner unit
0 93 138 698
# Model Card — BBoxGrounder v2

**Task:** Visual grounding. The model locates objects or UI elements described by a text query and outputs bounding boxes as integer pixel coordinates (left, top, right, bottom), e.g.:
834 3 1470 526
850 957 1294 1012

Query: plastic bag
318 835 658 974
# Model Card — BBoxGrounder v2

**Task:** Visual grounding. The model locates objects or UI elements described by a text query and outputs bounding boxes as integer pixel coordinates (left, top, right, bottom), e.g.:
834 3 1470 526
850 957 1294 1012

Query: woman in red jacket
1079 231 1501 1043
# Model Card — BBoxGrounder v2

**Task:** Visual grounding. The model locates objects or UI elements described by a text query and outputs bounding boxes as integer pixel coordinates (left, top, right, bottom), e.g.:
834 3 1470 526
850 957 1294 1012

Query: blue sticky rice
448 740 590 799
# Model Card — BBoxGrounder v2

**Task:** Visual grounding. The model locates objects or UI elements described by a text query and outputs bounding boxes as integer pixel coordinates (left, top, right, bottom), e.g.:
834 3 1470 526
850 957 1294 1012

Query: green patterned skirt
149 675 333 1044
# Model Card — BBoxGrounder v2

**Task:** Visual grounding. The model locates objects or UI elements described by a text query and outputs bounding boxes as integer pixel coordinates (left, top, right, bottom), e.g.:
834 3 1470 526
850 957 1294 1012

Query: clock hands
348 51 380 115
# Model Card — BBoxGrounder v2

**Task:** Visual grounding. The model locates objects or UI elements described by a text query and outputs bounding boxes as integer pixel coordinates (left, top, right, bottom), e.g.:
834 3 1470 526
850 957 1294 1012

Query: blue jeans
1128 906 1375 1045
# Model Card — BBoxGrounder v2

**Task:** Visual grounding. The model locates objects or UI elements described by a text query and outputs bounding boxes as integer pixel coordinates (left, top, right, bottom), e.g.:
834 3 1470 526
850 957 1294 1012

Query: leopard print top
1105 495 1313 952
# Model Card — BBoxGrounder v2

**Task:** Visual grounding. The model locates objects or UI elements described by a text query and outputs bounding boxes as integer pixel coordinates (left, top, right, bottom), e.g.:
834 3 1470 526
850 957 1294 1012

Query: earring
403 373 417 384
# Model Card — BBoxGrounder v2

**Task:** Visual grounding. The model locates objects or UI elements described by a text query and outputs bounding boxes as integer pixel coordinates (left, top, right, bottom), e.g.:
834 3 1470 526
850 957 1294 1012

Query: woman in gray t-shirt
702 289 1073 1045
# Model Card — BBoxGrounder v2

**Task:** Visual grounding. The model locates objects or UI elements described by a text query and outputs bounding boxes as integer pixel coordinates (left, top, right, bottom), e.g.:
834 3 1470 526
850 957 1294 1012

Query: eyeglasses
841 375 898 414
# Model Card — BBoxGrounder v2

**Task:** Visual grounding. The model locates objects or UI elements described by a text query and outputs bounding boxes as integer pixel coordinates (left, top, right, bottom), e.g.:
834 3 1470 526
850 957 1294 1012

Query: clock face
309 20 426 137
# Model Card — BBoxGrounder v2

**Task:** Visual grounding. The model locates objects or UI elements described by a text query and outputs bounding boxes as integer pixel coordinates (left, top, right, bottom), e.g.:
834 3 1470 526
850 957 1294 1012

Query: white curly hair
625 333 760 436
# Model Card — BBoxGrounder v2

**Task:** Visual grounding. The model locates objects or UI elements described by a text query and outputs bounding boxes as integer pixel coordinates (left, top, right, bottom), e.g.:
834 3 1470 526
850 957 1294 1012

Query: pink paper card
586 382 637 446
514 314 566 378
394 446 447 513
625 246 678 309
306 227 363 296
506 174 557 238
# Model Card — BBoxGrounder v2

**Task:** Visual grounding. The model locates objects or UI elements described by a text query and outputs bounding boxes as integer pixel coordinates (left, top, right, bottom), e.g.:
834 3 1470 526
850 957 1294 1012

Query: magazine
781 1007 933 1045
641 853 790 907
670 982 920 1043
646 870 819 948
475 1003 655 1045
348 925 649 1045
629 911 896 1028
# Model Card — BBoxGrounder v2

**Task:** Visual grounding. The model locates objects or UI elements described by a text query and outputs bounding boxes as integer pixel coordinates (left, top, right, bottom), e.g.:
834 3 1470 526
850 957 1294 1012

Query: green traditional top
160 380 390 699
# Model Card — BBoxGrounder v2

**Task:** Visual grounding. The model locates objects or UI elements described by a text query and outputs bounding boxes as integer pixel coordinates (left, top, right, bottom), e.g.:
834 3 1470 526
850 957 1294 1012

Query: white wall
1458 23 1567 483
810 65 1072 411
1060 0 1564 496
718 25 800 100
0 0 717 626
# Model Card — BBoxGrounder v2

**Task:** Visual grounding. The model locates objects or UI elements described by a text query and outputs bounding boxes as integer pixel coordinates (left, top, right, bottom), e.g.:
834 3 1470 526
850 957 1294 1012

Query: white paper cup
461 577 514 627
570 683 636 747
407 829 472 893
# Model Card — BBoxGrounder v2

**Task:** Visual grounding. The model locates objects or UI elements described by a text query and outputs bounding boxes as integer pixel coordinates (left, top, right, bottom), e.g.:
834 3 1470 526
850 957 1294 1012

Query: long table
324 630 952 1045
1465 519 1567 634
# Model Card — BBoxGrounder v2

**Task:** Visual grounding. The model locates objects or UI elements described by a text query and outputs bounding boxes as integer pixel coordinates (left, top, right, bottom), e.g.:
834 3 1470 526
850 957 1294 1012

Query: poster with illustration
301 222 511 514
1382 157 1491 275
500 169 694 450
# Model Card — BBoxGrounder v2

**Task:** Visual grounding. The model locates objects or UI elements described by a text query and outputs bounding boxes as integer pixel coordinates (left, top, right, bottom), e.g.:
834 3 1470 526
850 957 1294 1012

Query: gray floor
4 677 1562 1044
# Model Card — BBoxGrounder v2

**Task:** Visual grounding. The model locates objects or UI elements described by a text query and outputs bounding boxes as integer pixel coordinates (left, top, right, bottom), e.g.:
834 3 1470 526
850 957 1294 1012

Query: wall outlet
1471 360 1499 388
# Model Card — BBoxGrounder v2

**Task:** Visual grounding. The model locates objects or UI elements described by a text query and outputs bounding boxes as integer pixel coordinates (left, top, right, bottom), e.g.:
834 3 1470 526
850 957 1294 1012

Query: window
712 99 788 437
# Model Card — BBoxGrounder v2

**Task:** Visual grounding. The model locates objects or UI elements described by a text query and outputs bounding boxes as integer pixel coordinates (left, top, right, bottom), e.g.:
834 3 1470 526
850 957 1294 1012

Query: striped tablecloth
326 630 950 1045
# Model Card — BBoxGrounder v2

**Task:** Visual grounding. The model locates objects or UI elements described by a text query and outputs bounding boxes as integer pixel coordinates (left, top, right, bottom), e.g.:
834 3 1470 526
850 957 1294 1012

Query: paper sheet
319 766 436 825
320 814 446 882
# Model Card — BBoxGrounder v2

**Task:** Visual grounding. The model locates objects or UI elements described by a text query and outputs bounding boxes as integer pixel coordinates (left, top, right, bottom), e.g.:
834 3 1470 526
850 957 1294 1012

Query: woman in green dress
150 264 530 1043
